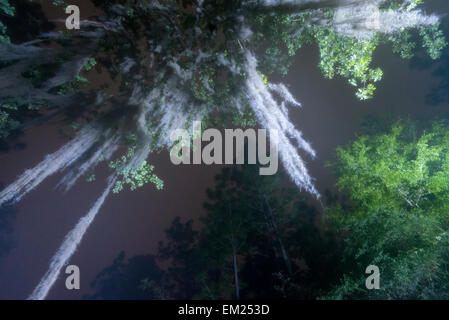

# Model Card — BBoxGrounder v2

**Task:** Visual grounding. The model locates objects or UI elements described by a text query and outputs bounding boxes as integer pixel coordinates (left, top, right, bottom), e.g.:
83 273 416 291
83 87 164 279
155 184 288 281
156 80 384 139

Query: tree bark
264 196 293 274
232 242 240 300
227 203 240 300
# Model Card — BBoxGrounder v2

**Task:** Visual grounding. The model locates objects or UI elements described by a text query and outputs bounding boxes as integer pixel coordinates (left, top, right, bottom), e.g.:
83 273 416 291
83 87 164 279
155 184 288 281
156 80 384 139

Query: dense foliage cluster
325 120 449 299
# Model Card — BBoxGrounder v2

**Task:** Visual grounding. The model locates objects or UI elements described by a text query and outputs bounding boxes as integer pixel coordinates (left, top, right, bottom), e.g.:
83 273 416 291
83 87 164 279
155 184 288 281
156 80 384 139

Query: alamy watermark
65 5 80 30
65 265 80 290
365 265 380 290
170 121 279 176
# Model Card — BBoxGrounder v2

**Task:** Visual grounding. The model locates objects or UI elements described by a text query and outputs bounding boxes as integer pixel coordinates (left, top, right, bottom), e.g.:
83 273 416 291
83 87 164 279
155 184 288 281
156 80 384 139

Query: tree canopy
0 0 446 196
325 120 449 299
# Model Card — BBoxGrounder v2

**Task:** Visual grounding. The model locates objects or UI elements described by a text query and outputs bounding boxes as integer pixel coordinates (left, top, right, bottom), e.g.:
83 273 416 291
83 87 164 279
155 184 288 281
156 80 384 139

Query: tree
325 120 449 299
199 167 254 299
332 120 449 214
0 0 446 198
157 217 202 299
195 164 339 299
86 251 165 300
0 0 14 44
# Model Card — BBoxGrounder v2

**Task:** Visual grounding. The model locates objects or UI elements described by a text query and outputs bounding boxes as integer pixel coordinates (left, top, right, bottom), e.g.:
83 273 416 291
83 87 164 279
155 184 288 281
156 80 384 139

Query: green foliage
56 75 89 96
252 2 445 100
202 103 258 129
389 30 416 59
0 0 14 43
110 147 164 193
253 12 314 76
52 0 69 9
0 96 46 138
332 121 449 213
380 0 424 11
83 58 97 72
0 101 19 138
387 22 447 61
325 120 449 299
420 23 448 60
313 27 383 100
325 207 449 299
190 65 216 103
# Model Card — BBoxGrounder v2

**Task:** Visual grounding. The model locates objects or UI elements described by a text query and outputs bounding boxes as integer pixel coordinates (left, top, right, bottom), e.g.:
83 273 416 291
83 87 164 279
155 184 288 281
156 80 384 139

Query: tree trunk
232 243 240 300
264 196 293 274
228 203 240 300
